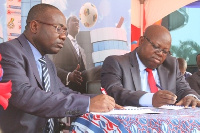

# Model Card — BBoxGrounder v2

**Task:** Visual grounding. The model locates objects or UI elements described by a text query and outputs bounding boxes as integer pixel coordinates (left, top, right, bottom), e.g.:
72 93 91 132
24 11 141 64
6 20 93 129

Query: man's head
177 58 187 75
66 16 79 38
137 25 171 69
24 4 67 56
196 54 200 69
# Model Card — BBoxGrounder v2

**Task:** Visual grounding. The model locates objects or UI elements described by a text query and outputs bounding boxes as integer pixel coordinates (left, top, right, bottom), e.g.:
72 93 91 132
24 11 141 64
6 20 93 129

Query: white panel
90 27 127 43
92 49 129 63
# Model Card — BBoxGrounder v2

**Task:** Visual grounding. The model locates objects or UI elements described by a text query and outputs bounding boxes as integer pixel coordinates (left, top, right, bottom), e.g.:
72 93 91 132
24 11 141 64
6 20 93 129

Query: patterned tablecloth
70 107 200 133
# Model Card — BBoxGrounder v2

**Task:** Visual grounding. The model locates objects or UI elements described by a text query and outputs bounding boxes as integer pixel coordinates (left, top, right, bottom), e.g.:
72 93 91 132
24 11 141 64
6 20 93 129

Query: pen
156 84 164 90
100 87 107 95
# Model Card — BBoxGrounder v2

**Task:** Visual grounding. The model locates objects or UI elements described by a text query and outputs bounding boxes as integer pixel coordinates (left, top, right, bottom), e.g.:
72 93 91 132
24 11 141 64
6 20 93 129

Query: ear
138 36 144 46
29 20 39 34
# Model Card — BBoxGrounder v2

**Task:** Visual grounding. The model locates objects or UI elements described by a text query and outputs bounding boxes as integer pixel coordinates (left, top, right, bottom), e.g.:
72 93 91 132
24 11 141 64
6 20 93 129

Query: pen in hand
100 87 124 109
100 87 107 94
156 84 163 90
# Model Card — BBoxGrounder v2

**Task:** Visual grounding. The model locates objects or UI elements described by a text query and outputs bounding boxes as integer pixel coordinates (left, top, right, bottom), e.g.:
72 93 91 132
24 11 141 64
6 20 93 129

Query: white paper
158 105 192 110
91 106 162 115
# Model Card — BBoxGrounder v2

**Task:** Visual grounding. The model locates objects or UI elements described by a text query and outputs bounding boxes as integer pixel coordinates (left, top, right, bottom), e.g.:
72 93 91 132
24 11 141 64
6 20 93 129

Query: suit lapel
157 65 169 90
129 50 141 91
17 34 43 88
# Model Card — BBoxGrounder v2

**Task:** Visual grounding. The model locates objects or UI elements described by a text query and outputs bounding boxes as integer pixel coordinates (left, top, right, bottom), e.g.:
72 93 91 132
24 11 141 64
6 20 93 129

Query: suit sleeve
186 73 200 95
0 43 90 118
101 56 146 106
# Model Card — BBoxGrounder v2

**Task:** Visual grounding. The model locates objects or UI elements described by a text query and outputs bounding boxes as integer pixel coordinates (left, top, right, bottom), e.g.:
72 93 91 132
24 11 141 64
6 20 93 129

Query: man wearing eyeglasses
101 24 200 108
0 4 122 133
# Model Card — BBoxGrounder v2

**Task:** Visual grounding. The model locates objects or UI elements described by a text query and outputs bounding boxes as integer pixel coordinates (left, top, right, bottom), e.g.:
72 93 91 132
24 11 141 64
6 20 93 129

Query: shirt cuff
185 94 200 101
86 98 90 112
66 72 71 85
139 93 154 107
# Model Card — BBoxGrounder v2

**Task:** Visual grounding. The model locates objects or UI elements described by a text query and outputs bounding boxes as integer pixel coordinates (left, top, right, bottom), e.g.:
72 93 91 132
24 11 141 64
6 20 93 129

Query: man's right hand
152 90 177 107
89 94 123 112
68 64 83 85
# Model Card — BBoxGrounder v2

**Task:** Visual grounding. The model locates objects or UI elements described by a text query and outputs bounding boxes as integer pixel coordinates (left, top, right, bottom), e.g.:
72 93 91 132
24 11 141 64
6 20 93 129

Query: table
70 107 200 133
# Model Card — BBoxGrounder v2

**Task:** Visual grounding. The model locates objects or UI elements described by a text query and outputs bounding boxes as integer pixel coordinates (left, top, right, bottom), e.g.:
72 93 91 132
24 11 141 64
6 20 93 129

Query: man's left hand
176 96 200 108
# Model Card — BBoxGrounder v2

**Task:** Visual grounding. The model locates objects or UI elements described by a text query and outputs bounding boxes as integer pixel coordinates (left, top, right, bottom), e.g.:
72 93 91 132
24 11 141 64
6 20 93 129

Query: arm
186 73 200 95
101 55 147 106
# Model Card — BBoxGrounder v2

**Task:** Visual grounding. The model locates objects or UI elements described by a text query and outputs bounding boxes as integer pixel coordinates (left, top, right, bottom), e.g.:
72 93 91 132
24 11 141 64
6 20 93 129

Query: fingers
89 94 117 112
176 96 198 108
152 90 177 107
115 104 124 109
75 64 80 71
73 71 83 85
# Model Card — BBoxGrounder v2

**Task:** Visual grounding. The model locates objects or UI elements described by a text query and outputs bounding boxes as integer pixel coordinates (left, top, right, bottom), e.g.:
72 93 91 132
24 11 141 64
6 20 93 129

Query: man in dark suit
0 4 121 133
52 16 101 93
101 25 200 107
187 54 200 95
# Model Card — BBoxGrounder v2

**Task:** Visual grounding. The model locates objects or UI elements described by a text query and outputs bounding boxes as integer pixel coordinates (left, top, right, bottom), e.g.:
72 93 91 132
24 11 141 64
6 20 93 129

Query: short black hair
26 4 59 25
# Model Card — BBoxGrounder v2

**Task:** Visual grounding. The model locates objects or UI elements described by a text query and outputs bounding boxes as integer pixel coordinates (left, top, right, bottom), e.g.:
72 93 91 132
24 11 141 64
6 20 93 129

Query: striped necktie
39 57 54 133
71 39 80 56
145 68 158 93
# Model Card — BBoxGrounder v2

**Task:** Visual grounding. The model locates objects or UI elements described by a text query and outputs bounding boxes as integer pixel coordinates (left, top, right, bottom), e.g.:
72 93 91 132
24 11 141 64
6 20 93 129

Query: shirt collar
27 40 42 61
68 34 76 41
136 52 146 72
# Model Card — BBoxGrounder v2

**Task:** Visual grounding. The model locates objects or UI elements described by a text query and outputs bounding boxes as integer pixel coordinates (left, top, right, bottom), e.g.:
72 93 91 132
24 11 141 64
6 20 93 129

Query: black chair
86 80 102 94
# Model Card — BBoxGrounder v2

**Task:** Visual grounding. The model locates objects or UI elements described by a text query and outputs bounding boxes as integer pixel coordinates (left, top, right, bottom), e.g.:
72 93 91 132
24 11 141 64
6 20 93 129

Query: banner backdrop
6 0 21 41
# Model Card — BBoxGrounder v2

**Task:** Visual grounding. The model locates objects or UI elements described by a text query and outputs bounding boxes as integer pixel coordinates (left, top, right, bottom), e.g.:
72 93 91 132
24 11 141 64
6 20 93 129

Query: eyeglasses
143 36 169 55
35 20 67 34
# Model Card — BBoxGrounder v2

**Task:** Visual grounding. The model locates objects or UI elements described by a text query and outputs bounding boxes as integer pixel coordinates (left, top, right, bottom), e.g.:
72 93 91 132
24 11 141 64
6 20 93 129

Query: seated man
52 16 101 93
101 25 200 107
187 54 200 94
177 57 192 78
0 4 121 133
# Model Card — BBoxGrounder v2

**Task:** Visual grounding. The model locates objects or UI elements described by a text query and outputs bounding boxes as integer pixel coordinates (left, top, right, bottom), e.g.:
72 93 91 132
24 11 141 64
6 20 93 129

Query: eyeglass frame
29 20 67 34
143 36 169 55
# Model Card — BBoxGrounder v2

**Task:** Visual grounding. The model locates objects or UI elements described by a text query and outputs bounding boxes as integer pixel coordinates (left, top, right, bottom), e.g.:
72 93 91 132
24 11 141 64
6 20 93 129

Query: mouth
152 57 161 64
57 43 64 49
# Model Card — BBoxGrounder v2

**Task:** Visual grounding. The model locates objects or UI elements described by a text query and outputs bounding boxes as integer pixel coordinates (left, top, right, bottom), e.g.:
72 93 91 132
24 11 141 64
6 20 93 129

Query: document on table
91 106 162 115
158 105 192 110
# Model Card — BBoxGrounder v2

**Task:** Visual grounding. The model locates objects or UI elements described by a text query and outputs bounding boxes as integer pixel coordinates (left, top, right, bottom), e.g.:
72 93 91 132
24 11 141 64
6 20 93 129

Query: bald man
101 25 200 108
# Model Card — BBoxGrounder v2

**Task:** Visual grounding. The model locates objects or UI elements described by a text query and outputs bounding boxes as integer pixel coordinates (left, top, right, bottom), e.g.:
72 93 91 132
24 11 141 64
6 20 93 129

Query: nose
155 49 165 56
59 32 66 41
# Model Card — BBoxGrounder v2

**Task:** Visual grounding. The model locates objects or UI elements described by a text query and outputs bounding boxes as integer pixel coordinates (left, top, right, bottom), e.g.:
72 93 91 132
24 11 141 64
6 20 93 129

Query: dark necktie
39 57 54 133
145 68 158 93
71 39 80 56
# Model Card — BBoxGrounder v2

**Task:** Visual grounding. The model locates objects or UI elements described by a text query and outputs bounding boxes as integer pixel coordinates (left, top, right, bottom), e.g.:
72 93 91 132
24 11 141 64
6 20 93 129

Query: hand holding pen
101 87 124 109
152 84 177 107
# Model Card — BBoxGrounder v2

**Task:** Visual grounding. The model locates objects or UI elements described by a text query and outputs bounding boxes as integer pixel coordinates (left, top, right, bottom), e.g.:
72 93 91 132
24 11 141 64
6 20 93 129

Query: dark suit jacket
186 71 200 95
101 49 199 106
52 37 87 93
0 34 93 133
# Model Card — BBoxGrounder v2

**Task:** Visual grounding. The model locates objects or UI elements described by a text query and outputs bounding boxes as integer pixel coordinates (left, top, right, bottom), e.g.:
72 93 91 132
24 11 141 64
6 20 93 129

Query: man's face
67 16 79 36
138 34 171 69
32 9 67 55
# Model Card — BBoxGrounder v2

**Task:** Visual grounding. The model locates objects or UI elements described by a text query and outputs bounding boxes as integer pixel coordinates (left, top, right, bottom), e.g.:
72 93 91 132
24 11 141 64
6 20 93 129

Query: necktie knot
145 68 152 73
71 39 77 43
39 57 46 64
